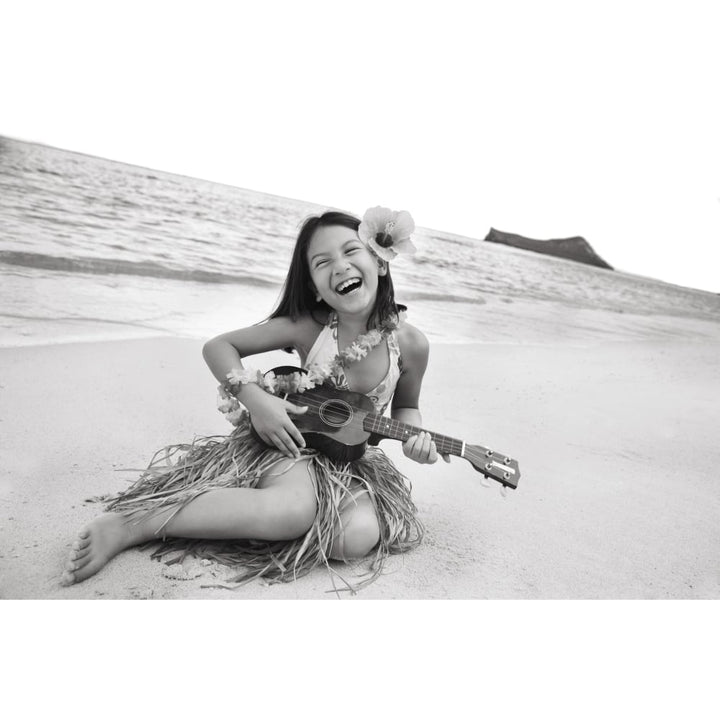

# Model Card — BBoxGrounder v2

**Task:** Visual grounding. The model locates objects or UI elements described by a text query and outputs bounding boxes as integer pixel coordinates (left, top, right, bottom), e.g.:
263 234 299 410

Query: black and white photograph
1 0 718 714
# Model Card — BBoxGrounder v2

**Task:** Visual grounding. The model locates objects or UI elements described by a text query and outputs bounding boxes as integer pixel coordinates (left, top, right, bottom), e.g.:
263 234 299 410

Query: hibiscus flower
358 206 416 261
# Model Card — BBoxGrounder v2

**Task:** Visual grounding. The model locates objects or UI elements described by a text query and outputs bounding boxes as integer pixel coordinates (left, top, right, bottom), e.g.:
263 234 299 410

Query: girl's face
307 224 386 316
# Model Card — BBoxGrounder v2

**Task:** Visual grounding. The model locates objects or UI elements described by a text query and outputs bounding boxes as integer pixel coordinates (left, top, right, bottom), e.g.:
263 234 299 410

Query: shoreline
1 330 719 599
3 295 720 351
4 331 720 353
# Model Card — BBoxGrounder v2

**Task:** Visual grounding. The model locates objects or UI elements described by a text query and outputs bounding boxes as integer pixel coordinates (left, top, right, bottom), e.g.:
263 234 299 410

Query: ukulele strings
284 393 369 433
277 391 514 482
282 391 402 438
282 392 464 453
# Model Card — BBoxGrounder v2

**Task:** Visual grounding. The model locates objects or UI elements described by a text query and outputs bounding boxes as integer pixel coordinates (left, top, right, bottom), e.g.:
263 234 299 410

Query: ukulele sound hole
319 399 353 428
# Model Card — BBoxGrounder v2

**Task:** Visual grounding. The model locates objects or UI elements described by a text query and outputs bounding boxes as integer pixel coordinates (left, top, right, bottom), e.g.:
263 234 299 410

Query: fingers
404 433 423 459
281 402 307 457
256 427 298 458
403 432 438 464
285 417 306 450
285 403 308 415
271 428 302 458
282 403 307 452
426 437 438 464
251 400 308 458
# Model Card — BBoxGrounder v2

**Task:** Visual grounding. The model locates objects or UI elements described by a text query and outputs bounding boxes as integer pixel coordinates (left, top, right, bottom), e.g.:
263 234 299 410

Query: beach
2 137 719 599
2 311 719 600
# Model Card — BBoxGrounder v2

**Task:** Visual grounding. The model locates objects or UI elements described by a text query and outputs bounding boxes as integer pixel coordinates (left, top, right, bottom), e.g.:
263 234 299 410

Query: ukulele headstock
464 444 520 489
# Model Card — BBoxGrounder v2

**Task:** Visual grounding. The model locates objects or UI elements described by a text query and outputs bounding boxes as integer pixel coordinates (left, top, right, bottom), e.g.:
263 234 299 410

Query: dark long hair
268 210 403 332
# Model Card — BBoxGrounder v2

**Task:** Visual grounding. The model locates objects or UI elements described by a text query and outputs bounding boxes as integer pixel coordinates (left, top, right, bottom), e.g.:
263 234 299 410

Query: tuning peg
480 477 492 488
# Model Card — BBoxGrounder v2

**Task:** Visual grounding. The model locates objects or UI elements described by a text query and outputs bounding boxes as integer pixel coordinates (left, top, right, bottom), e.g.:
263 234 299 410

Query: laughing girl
61 207 445 591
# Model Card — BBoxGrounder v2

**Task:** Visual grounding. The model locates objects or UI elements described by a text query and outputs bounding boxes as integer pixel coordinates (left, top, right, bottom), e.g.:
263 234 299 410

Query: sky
2 0 719 292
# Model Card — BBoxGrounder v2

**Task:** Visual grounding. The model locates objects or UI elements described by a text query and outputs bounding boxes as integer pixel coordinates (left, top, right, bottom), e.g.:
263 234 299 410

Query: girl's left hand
403 431 451 465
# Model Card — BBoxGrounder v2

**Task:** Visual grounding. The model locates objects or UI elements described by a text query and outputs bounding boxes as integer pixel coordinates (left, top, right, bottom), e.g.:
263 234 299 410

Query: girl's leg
61 458 317 586
329 483 380 561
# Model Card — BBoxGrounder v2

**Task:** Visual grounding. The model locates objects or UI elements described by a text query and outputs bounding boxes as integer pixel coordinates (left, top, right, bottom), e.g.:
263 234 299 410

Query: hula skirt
102 412 424 593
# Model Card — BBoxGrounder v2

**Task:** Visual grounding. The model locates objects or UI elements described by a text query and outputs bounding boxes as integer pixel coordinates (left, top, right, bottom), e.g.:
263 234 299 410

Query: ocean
2 135 719 348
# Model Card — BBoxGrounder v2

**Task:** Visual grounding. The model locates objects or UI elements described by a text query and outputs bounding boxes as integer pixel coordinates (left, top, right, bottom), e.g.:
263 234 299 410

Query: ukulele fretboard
363 415 464 456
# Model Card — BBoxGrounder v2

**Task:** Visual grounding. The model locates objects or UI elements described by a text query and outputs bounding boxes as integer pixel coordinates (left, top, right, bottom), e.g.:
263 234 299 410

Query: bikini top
304 312 402 414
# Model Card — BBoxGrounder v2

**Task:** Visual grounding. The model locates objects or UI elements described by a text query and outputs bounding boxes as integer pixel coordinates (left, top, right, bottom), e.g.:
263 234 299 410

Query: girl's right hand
246 392 308 458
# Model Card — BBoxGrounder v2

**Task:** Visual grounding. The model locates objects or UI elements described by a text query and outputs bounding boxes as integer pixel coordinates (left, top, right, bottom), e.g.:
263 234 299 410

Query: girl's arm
392 324 447 464
203 316 318 458
203 316 316 383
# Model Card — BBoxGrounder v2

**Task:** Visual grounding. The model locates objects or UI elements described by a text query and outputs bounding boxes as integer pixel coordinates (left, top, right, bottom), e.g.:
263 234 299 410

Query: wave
0 311 168 332
36 167 63 177
423 232 473 248
401 290 483 304
0 250 280 287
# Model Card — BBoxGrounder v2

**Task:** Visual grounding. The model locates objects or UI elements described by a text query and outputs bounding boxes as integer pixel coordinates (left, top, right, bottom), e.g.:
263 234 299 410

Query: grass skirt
102 412 424 593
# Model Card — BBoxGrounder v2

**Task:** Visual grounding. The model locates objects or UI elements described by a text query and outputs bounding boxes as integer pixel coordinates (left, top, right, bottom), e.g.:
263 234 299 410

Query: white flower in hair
358 206 416 261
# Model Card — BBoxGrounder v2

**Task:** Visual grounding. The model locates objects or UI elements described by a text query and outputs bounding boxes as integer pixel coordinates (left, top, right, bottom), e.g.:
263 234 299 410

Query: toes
62 515 127 586
73 561 100 584
70 546 91 561
74 553 92 570
66 554 91 572
74 532 91 549
60 571 75 586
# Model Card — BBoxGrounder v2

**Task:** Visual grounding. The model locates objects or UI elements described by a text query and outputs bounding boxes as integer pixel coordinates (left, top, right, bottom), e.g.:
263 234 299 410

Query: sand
1 321 719 599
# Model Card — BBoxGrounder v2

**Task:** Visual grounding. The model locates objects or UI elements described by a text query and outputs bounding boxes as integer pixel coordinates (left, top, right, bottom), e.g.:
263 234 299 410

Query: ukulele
254 366 520 489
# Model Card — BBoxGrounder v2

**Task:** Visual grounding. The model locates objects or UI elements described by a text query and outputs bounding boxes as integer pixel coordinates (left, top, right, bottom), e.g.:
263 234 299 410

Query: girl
60 207 446 591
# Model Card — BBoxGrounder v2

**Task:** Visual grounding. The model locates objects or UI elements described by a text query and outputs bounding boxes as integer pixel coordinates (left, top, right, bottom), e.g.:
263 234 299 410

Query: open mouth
335 278 363 295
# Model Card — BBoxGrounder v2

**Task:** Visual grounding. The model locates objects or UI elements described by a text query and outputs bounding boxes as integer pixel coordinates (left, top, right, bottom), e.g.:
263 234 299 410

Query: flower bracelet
216 367 315 426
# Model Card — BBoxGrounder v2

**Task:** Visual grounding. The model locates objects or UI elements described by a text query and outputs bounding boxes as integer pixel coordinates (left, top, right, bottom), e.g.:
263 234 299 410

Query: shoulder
391 322 429 406
209 313 325 356
396 321 429 367
287 312 327 354
262 313 324 334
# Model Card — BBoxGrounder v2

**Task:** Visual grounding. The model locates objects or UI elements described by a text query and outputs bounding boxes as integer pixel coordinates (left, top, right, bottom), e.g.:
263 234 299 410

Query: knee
264 496 316 541
331 510 380 560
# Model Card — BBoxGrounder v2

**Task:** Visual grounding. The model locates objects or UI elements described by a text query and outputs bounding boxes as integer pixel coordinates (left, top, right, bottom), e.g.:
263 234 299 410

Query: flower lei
216 314 404 426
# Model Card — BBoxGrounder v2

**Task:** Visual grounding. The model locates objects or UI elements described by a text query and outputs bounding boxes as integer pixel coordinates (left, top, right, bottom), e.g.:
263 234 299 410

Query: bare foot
60 513 141 586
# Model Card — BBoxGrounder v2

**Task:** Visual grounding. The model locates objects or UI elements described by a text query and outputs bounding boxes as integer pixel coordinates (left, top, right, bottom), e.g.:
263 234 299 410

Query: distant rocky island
483 228 614 270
